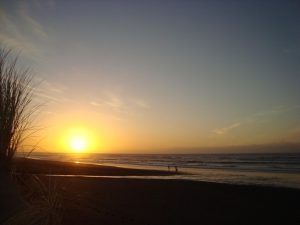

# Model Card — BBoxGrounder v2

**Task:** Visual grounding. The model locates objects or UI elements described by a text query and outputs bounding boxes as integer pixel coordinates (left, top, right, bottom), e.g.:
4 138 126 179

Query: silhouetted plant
3 174 63 225
0 46 37 168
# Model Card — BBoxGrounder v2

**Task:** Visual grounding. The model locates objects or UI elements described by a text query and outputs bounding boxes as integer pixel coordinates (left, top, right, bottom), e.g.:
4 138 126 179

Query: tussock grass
4 173 63 225
0 46 62 225
0 46 39 168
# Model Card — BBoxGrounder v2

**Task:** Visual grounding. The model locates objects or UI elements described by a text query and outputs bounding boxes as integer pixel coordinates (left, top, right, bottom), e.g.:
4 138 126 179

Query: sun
61 128 99 153
70 136 88 152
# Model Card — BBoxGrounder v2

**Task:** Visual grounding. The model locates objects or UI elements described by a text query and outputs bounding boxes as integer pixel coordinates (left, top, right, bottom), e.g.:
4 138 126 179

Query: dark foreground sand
10 158 300 225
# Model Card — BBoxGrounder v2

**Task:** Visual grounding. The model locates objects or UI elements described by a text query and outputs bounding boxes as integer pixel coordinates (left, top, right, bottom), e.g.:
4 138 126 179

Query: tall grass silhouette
0 46 62 225
0 46 38 168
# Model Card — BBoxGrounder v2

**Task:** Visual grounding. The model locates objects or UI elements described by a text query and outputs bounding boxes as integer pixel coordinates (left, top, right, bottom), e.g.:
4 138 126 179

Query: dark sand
14 157 175 176
0 171 26 224
11 158 300 225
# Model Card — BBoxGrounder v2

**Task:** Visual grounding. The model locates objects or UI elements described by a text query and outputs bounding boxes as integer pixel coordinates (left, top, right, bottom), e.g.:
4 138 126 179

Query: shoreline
13 157 177 176
3 157 300 224
20 152 300 174
14 157 300 189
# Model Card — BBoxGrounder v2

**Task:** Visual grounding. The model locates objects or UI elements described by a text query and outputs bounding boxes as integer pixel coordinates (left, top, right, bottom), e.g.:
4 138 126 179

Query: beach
1 1 300 224
7 158 300 225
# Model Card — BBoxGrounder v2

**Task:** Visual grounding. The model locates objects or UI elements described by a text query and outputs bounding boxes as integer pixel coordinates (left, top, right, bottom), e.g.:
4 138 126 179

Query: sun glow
70 136 88 152
62 127 99 153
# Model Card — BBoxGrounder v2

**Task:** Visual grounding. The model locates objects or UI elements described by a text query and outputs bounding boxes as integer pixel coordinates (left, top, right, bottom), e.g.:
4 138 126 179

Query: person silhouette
175 166 178 173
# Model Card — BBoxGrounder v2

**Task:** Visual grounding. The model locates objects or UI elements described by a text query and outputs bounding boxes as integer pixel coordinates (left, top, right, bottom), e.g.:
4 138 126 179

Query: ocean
19 152 300 189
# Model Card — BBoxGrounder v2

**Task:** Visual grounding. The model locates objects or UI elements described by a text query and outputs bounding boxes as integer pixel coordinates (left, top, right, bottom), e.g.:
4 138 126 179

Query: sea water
18 152 300 189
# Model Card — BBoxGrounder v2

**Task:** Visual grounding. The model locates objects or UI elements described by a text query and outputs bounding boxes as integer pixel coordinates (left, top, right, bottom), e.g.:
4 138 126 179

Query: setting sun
69 136 88 152
60 127 100 153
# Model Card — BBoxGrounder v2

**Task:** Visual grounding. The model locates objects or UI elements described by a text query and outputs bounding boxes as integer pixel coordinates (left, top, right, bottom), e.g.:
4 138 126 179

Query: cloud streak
90 93 150 116
213 105 299 135
18 1 48 39
91 94 125 111
33 80 68 103
213 122 241 135
0 8 38 55
132 99 150 109
246 106 293 122
0 1 48 59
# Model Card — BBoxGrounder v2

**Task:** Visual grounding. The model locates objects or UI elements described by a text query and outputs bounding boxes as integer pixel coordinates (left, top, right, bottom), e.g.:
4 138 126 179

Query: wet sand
12 158 300 225
14 157 175 176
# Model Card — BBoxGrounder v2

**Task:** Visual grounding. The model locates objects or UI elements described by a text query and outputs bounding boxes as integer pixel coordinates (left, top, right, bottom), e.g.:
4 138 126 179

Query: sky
1 0 300 153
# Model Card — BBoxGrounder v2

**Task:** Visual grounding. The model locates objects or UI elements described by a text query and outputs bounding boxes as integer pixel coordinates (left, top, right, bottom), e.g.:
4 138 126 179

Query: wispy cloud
104 95 124 109
0 1 49 59
90 93 150 115
33 80 68 103
246 106 293 122
132 99 150 109
90 101 101 107
34 91 65 103
213 122 241 135
90 94 126 111
0 8 39 55
212 105 299 135
42 80 67 93
18 1 48 39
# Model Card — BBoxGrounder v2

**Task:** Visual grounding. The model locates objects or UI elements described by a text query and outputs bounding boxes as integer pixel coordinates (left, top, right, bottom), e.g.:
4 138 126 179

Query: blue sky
1 0 300 152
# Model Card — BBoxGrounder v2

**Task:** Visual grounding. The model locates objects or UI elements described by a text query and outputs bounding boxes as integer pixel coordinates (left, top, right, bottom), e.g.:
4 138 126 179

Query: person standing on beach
175 166 178 173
